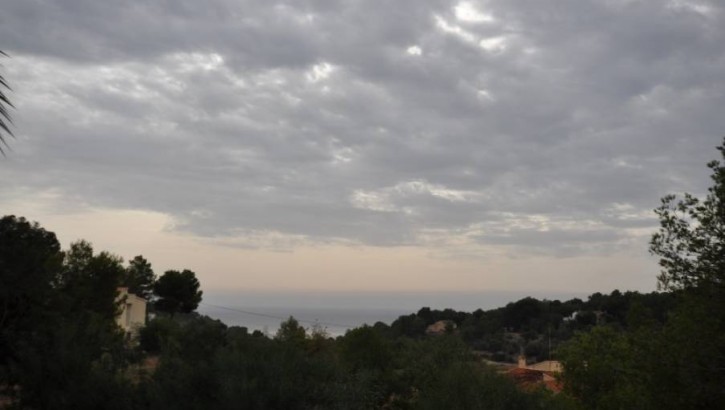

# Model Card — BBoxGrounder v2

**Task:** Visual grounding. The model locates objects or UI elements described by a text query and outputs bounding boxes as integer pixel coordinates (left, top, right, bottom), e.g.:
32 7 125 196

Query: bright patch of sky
306 62 336 83
479 36 507 53
667 0 715 16
350 180 483 214
406 45 423 55
477 89 495 101
173 52 225 72
434 15 477 43
454 1 495 23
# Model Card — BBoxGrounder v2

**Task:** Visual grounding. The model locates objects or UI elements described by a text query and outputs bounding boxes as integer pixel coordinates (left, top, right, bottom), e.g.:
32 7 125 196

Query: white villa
116 287 147 334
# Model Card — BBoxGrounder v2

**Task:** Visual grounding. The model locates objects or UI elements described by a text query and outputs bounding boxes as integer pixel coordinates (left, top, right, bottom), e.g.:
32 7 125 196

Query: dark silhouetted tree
60 240 125 321
275 316 306 346
650 137 725 290
1 220 130 408
647 137 725 408
154 269 202 315
0 215 62 380
338 325 392 372
124 255 156 300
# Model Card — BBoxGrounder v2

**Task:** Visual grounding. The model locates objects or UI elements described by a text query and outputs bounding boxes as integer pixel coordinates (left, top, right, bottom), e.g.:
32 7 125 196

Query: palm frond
0 51 13 155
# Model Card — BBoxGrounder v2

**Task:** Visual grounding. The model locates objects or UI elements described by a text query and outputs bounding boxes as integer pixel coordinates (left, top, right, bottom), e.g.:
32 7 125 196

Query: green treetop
650 137 725 291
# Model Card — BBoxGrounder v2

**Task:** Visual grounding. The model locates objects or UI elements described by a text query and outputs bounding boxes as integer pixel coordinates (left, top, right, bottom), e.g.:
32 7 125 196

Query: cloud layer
3 0 725 256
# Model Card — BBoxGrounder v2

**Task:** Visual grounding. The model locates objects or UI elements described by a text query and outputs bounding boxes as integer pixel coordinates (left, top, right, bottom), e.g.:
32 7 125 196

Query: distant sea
198 290 588 337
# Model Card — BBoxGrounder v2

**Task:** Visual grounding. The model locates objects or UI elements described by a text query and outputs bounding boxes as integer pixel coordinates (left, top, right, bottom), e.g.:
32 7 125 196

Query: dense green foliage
134 315 575 410
0 216 62 379
0 220 129 408
381 290 674 363
558 291 725 410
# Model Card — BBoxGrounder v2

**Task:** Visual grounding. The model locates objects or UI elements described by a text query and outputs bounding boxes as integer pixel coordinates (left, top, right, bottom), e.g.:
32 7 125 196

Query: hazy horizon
198 288 592 336
203 288 592 311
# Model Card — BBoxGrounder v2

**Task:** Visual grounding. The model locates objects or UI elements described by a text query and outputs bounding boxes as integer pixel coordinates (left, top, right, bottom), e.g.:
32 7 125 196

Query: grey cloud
3 0 725 257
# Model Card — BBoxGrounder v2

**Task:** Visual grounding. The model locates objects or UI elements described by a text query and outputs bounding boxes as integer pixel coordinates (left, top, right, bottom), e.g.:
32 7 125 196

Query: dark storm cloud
2 0 724 255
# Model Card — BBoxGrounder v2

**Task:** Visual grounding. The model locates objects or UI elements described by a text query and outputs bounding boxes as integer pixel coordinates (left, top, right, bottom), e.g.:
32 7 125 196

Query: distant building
425 320 456 336
116 287 147 334
504 355 563 393
517 354 562 373
527 360 562 373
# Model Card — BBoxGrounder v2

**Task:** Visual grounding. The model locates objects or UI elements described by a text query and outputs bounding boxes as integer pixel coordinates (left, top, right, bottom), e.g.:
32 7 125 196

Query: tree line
376 289 675 364
0 214 577 409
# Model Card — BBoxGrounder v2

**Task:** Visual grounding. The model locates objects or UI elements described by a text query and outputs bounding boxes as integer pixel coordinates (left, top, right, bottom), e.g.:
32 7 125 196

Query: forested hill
378 290 676 363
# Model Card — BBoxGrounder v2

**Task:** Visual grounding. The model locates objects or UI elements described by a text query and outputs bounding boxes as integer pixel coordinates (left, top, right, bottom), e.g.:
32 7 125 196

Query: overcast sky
2 0 724 297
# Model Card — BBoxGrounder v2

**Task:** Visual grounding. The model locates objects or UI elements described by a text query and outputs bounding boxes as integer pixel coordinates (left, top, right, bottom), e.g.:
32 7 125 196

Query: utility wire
200 302 355 330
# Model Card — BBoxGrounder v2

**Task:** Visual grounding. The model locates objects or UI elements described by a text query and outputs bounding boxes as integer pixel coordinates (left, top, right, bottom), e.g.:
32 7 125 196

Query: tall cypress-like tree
124 255 156 300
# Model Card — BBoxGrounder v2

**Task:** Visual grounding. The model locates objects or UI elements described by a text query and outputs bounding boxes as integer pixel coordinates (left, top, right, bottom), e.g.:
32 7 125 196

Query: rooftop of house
505 367 563 393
